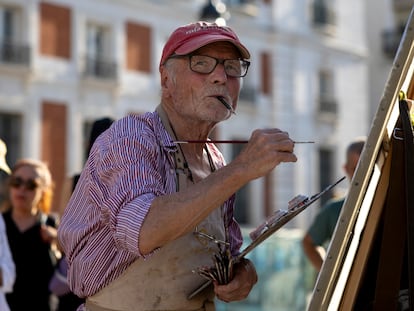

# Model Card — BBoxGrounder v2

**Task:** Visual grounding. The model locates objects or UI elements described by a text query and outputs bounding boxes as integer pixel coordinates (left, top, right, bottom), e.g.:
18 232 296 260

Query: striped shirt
57 111 242 297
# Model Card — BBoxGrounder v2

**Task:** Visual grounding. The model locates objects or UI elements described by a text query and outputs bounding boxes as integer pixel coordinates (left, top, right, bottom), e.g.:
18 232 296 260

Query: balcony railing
318 95 337 115
0 41 30 65
84 56 117 80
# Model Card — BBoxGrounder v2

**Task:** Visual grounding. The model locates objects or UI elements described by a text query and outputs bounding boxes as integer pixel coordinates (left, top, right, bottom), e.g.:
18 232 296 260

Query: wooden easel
308 5 414 310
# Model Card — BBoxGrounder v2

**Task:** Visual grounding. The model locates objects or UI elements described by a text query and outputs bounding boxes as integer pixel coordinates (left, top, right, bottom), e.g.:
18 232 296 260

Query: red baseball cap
159 21 250 69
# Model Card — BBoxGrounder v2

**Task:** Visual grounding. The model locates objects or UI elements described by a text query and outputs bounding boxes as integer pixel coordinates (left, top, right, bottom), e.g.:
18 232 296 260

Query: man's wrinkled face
163 41 243 123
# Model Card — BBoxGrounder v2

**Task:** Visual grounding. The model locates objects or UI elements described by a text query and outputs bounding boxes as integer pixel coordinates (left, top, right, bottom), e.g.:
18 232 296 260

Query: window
319 147 334 205
0 6 28 65
0 113 21 204
41 101 67 211
318 70 337 114
261 51 272 96
84 23 116 79
2 8 14 41
239 60 256 103
232 143 249 224
0 113 22 169
40 2 71 59
82 120 95 161
312 0 336 27
381 23 405 58
87 25 106 60
126 22 151 73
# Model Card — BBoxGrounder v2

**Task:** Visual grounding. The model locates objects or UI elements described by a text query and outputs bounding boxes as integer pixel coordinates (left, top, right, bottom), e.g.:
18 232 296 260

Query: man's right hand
231 128 297 181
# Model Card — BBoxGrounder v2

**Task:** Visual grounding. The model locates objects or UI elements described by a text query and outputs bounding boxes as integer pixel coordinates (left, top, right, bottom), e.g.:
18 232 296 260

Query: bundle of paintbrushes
196 241 235 285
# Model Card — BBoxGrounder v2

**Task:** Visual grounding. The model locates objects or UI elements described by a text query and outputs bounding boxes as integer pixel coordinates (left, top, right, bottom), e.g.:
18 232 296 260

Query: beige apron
86 106 224 311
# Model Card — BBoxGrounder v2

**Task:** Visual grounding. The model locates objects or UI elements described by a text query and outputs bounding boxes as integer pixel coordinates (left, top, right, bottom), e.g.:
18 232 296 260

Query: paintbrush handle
173 140 314 144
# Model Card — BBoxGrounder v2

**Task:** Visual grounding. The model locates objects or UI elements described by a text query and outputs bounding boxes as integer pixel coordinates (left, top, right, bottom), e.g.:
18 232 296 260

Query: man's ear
160 65 175 100
160 66 169 89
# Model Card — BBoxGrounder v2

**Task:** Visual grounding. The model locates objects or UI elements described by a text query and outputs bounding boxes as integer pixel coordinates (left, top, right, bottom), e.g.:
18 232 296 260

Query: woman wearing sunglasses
1 158 58 311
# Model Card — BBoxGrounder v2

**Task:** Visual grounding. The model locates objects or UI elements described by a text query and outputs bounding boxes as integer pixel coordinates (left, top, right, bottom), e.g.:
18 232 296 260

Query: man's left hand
214 259 258 302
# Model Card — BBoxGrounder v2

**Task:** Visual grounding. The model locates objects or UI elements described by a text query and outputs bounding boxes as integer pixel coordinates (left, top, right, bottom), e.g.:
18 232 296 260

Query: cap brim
175 34 250 59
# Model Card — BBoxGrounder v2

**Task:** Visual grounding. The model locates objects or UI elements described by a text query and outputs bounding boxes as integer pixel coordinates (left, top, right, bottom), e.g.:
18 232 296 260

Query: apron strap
156 105 191 191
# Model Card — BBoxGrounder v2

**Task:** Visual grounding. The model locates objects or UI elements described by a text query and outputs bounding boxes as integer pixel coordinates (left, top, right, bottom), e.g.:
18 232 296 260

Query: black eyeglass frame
168 54 250 78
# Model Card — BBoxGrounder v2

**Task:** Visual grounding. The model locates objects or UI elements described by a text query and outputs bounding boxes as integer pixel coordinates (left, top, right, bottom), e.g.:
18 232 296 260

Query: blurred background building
0 0 412 309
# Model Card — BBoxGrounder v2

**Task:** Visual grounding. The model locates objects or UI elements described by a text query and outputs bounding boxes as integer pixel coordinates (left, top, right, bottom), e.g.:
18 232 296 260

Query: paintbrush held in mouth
217 96 236 114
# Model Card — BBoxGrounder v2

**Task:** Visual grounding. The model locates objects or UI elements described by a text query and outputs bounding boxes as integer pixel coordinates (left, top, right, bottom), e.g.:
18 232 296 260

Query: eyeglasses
169 54 250 78
9 176 40 191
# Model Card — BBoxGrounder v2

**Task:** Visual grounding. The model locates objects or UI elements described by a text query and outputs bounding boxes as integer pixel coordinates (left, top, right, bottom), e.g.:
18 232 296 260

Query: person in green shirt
302 137 366 272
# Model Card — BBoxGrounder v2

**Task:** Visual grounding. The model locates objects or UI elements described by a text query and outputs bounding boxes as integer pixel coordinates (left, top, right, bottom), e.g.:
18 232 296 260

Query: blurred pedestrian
50 117 113 311
0 138 15 311
302 137 366 272
2 158 58 311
